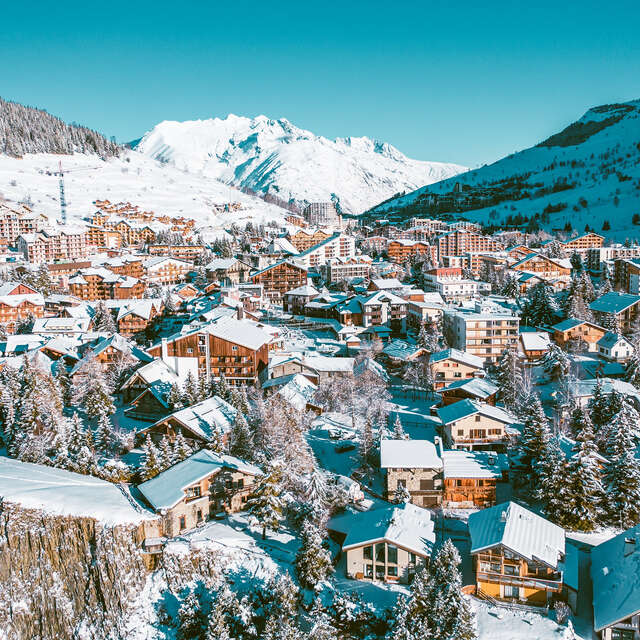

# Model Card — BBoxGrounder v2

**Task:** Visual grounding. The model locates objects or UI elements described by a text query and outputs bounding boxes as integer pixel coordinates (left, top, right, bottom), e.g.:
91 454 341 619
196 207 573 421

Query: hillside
134 114 467 214
0 97 120 158
0 150 290 234
368 100 640 241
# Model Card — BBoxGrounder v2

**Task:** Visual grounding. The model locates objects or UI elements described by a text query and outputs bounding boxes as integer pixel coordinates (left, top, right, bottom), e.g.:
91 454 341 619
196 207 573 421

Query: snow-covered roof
205 257 240 271
429 348 484 369
147 395 238 441
286 284 319 296
0 292 45 307
437 399 516 426
440 378 498 399
330 502 436 557
206 316 273 351
300 354 355 373
121 358 181 389
262 373 318 411
370 277 403 290
0 457 153 525
380 439 442 469
519 331 551 351
442 450 509 479
32 317 91 333
589 291 640 314
468 501 565 569
597 331 631 350
591 524 640 631
354 357 389 382
137 449 261 510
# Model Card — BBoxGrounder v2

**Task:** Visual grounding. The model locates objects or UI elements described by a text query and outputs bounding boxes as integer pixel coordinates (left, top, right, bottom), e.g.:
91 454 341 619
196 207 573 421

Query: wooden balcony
476 571 562 593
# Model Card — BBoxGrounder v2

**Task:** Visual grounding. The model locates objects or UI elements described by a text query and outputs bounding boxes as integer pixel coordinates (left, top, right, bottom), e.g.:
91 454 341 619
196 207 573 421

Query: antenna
58 160 67 225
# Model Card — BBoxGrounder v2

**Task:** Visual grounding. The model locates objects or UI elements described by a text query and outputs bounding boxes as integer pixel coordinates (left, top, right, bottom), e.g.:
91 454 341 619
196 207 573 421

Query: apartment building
0 203 46 244
589 292 640 332
429 348 485 390
436 229 503 261
444 304 520 364
326 256 372 283
563 232 604 253
287 229 332 252
408 217 450 233
68 267 145 300
510 253 572 280
148 244 206 261
302 202 340 227
0 282 45 333
387 239 436 264
423 267 479 303
17 227 89 264
250 259 308 301
294 233 356 269
143 256 192 285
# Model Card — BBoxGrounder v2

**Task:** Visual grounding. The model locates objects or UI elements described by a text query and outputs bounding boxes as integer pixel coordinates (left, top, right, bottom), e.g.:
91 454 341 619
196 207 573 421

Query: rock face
0 499 148 640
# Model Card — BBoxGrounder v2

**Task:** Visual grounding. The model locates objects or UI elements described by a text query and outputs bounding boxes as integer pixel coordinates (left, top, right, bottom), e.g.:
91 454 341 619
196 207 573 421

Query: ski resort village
1 94 640 640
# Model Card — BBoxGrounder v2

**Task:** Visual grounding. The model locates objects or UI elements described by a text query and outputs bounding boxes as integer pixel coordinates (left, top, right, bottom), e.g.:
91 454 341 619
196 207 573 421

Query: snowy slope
369 100 640 241
0 149 290 236
135 114 467 214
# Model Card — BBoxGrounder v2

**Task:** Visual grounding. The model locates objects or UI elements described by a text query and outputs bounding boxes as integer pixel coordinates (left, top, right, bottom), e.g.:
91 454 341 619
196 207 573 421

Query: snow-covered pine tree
173 432 193 462
217 372 232 402
205 599 232 640
566 405 594 440
67 412 86 458
578 270 596 303
295 520 334 590
518 394 551 485
500 273 520 298
72 357 115 420
197 374 209 403
168 383 183 411
142 434 162 480
536 436 568 523
158 435 173 471
563 423 605 531
182 372 198 407
494 345 523 410
625 351 640 389
423 539 476 640
542 343 571 380
55 363 72 407
92 301 116 333
605 404 640 528
522 281 558 327
358 418 375 471
392 414 407 439
246 462 285 539
394 483 412 504
94 411 115 455
229 412 254 460
601 312 621 334
177 591 207 640
307 598 338 640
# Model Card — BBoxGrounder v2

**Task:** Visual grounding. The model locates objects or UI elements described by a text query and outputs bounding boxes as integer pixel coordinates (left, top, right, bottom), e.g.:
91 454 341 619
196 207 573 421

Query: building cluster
2 197 640 640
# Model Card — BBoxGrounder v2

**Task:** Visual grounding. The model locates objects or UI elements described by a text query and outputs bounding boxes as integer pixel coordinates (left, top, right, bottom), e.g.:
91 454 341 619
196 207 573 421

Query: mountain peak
136 114 466 213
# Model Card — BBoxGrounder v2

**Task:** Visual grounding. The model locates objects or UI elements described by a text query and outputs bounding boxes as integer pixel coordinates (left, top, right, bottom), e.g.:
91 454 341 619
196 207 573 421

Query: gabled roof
329 502 436 557
382 339 427 361
597 331 632 350
429 348 484 369
380 439 442 469
468 501 565 569
146 395 238 441
442 450 509 479
551 318 587 332
591 524 640 632
137 449 261 510
589 292 640 314
206 317 273 351
440 378 498 399
437 399 515 426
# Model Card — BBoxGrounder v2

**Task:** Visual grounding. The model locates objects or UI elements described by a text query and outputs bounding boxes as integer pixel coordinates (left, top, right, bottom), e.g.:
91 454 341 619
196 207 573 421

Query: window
179 516 186 530
397 479 407 489
387 565 398 577
363 545 373 560
365 564 373 577
387 545 398 564
420 479 434 491
504 585 519 599
408 553 416 564
611 630 635 640
232 345 238 351
186 486 201 498
475 415 481 422
187 347 194 354
376 545 385 562
197 509 202 523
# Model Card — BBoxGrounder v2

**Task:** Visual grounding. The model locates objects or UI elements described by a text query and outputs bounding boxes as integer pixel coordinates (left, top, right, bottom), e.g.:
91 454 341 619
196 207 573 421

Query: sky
1 0 639 168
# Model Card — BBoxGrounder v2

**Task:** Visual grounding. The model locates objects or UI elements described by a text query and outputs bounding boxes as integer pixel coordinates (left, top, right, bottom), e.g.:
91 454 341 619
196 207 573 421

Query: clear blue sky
2 0 639 167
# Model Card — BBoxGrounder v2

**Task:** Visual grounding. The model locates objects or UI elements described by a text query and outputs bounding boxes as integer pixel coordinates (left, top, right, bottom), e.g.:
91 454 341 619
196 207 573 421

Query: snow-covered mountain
369 100 640 241
134 115 467 214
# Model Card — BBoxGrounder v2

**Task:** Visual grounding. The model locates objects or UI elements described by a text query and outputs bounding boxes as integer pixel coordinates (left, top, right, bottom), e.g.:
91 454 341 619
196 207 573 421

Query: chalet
267 353 355 385
590 292 640 332
563 232 604 252
143 256 192 285
511 253 572 280
116 299 163 337
32 317 91 336
380 439 443 508
507 245 536 261
379 340 429 376
0 282 45 333
261 373 321 413
519 331 551 361
429 348 485 390
439 378 498 407
250 259 308 301
441 450 509 508
147 317 272 384
437 399 515 451
69 267 145 300
136 395 238 448
328 503 435 584
205 258 253 286
283 284 320 314
468 501 565 607
137 449 261 537
597 332 634 362
591 525 640 640
551 317 608 352
174 283 201 301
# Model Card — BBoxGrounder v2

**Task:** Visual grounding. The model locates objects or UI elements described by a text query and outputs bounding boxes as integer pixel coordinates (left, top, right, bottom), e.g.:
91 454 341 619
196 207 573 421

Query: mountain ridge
134 114 467 214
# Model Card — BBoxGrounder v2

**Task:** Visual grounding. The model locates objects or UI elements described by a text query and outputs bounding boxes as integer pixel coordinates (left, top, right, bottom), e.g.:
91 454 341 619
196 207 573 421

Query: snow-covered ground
135 114 467 214
0 150 289 234
0 456 152 525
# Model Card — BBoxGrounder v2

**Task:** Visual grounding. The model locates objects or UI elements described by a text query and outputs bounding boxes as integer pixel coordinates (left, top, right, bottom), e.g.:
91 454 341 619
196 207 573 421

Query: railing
475 588 550 615
476 571 562 592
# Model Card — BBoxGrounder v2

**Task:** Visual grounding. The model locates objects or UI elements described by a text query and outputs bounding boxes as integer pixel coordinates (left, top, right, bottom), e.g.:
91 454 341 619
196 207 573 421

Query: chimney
161 337 168 362
434 436 444 458
624 537 636 556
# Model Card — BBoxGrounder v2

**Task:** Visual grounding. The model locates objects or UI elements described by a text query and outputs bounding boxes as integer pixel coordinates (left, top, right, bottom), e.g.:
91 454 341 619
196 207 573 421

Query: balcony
476 571 562 593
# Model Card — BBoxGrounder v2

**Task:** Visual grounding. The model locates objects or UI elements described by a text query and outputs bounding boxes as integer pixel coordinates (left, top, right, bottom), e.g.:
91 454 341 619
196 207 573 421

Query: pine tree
92 301 116 333
229 412 254 460
177 592 206 640
522 281 558 327
217 372 232 402
158 435 173 470
494 345 523 410
182 372 198 407
605 405 640 528
601 312 621 334
392 414 407 439
173 432 193 462
142 434 161 480
542 343 571 380
536 436 568 522
563 423 605 531
197 374 210 403
567 405 594 440
95 412 115 455
500 273 520 298
308 598 338 640
394 483 412 504
518 395 551 485
168 383 183 411
205 599 232 640
578 270 596 303
295 520 334 590
55 364 72 407
67 412 86 457
246 462 285 539
358 418 375 471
